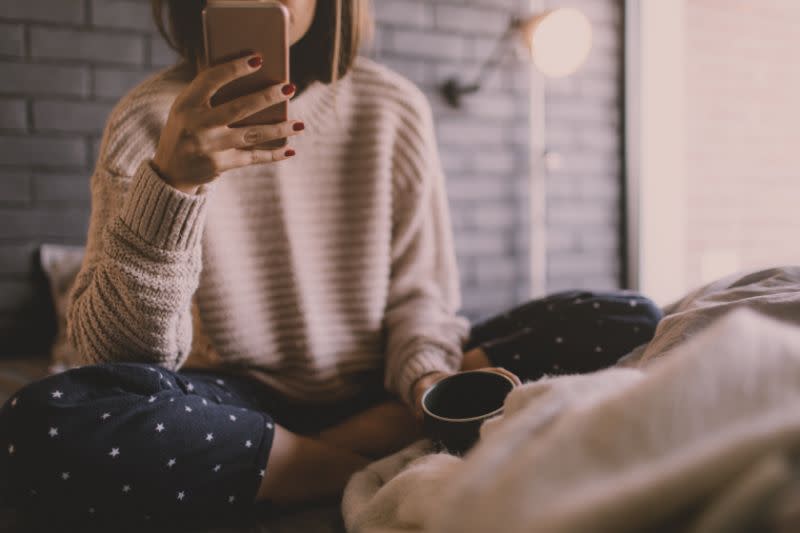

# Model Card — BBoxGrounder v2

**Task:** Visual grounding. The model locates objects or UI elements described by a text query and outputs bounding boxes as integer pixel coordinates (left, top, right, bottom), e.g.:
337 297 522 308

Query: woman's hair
151 0 373 89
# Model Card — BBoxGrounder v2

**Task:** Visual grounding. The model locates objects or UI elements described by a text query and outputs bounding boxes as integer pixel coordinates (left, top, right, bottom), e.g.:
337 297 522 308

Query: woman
0 0 662 528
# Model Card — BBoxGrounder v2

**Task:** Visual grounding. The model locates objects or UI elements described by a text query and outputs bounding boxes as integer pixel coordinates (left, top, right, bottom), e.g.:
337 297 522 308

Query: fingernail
292 122 305 131
248 55 262 68
282 83 296 95
285 149 296 157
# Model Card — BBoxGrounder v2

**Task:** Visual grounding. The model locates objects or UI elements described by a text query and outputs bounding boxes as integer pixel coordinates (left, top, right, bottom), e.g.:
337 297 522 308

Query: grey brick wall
0 0 623 354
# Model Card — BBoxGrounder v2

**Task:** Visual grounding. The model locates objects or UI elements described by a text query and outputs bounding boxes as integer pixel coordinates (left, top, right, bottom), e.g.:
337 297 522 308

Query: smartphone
202 0 290 150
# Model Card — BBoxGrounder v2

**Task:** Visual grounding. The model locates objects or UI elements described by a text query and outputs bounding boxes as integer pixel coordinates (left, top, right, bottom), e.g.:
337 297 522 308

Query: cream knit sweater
67 57 470 407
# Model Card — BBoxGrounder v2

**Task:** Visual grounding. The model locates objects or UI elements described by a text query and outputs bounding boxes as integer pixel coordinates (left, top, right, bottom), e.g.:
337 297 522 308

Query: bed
5 265 800 532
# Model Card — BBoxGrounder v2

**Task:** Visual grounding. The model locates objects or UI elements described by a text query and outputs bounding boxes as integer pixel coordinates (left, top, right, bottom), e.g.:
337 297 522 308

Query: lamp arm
464 24 517 92
441 22 519 107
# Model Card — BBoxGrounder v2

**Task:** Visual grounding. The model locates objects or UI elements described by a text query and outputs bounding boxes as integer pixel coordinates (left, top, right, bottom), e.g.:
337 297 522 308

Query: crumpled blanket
343 268 800 533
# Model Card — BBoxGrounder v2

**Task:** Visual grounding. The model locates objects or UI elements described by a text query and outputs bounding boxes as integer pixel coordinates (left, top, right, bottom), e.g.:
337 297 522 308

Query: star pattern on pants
206 433 214 442
48 427 59 438
51 390 63 399
156 423 165 432
109 447 120 458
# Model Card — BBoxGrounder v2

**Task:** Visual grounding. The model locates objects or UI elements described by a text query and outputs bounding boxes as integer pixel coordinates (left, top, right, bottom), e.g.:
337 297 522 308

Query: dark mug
421 370 516 455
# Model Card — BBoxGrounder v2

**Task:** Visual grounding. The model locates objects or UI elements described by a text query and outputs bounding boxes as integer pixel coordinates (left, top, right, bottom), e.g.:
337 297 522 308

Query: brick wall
684 0 800 289
0 0 624 354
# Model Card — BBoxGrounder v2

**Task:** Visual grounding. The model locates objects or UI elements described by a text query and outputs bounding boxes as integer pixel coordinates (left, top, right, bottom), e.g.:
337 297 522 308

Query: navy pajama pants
0 289 661 530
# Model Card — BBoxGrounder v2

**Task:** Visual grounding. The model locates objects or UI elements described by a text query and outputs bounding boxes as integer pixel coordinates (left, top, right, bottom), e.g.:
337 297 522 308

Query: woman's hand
410 368 522 421
152 52 304 194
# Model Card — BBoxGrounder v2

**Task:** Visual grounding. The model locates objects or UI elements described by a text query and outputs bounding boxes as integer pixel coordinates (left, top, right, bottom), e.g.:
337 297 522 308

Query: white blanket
343 269 800 533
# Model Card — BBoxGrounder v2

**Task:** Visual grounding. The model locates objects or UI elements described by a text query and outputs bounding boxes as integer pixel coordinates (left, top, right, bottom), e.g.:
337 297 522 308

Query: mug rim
421 370 516 423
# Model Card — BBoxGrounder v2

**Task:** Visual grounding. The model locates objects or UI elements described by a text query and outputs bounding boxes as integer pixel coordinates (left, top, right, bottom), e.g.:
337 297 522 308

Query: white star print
49 427 59 438
202 399 208 406
101 413 111 420
122 484 131 493
595 346 603 353
266 422 273 430
259 469 265 477
10 397 17 407
187 383 194 392
109 447 120 458
51 390 63 399
229 415 237 421
629 300 638 307
245 440 252 448
205 433 214 442
184 406 192 413
216 379 224 385
62 472 70 480
177 491 185 501
228 495 235 504
148 396 156 403
167 458 176 468
156 423 165 432
555 337 564 344
213 464 221 472
8 443 14 455
169 398 175 403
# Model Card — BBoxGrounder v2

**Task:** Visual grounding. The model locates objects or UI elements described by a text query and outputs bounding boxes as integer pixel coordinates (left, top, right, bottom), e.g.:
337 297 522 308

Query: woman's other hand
152 52 304 194
410 368 522 422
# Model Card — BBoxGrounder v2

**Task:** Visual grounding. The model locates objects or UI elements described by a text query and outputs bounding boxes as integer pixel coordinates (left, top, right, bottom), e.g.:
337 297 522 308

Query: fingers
203 82 295 128
185 52 263 108
205 120 304 151
214 146 296 174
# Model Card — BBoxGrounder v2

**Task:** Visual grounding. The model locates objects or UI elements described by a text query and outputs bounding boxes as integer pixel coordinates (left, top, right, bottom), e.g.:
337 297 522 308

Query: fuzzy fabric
343 306 800 533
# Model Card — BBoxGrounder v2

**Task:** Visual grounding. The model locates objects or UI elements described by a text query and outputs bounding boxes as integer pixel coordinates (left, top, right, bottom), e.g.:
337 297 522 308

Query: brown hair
151 0 373 89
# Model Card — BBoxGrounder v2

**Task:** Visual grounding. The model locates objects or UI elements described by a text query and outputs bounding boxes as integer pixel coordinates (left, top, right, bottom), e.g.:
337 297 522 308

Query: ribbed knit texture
67 57 470 407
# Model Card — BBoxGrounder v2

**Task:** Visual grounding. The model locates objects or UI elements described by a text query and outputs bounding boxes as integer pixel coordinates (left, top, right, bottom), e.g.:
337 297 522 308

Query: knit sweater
66 57 470 407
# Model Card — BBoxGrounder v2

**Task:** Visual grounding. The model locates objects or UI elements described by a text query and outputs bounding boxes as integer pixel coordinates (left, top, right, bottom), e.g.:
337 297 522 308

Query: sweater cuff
119 159 208 252
397 345 461 406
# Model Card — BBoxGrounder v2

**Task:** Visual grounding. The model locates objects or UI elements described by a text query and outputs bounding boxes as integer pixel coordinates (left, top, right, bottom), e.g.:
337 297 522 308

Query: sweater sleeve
383 95 471 406
67 157 208 368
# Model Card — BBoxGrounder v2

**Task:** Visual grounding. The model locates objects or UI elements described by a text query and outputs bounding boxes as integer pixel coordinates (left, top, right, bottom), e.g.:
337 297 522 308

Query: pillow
40 244 86 372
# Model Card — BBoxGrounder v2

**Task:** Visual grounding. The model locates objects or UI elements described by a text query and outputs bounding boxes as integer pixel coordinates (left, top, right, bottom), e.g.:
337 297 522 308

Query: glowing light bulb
526 8 593 78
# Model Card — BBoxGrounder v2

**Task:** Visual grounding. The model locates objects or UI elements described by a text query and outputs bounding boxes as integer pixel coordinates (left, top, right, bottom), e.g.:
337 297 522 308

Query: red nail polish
248 56 262 68
285 149 296 157
282 83 296 95
293 122 305 131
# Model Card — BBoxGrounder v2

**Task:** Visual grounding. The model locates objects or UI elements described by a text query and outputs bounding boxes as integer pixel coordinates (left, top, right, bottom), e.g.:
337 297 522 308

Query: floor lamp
439 7 593 297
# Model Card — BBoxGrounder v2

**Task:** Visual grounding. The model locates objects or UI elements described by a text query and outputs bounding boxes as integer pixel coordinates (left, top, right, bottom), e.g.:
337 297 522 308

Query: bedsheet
343 267 800 533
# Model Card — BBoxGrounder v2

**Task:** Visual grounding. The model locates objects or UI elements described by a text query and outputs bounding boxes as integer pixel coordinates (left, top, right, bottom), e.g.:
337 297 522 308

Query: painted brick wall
0 0 624 354
684 0 800 288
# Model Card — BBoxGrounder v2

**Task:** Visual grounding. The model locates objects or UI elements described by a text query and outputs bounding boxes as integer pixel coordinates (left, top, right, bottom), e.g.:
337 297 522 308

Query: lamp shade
520 8 593 78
